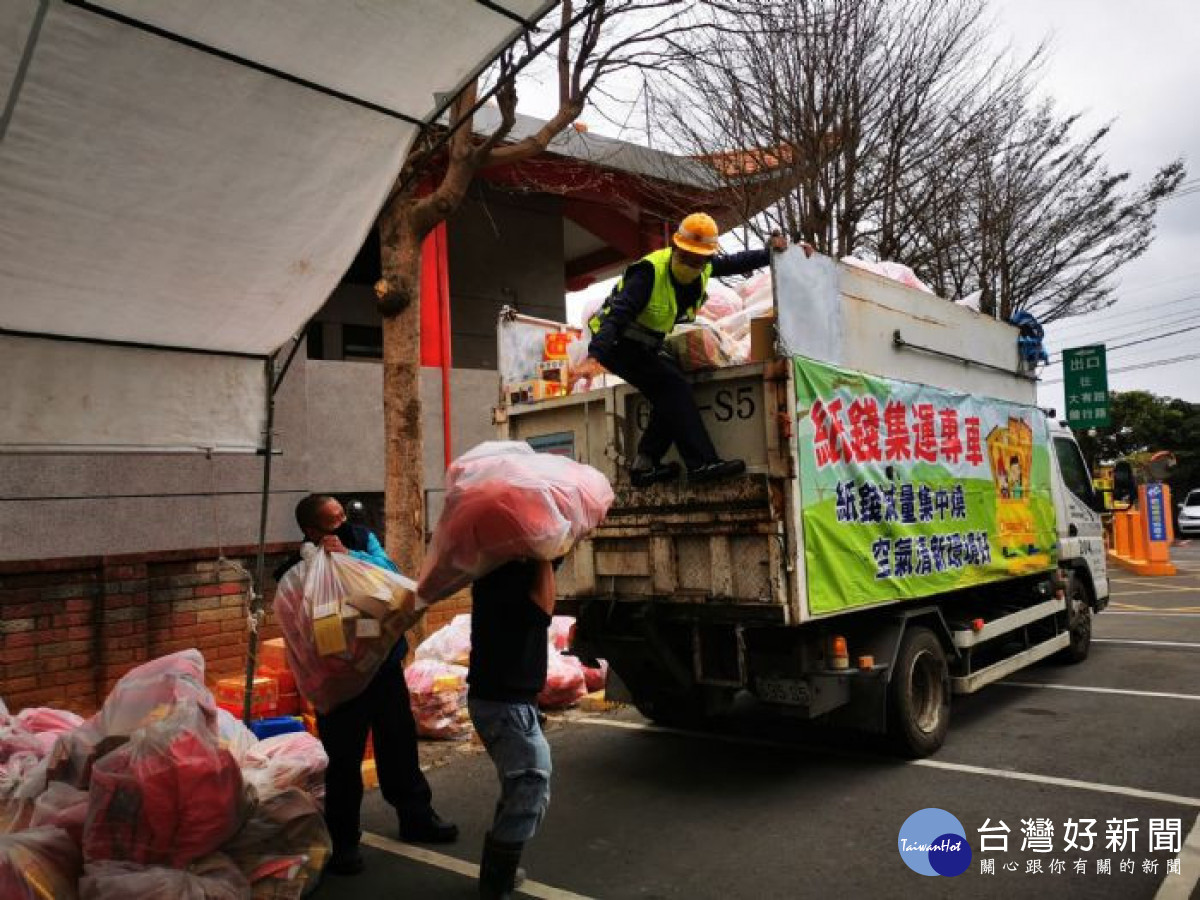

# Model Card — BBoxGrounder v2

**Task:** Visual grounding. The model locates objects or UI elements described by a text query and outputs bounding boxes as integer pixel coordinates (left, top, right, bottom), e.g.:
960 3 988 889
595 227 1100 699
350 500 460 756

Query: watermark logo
898 808 973 876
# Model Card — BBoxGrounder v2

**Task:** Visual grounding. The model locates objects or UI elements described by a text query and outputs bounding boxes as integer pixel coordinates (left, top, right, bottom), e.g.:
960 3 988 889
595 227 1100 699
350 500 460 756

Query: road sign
1062 345 1110 428
1145 483 1168 542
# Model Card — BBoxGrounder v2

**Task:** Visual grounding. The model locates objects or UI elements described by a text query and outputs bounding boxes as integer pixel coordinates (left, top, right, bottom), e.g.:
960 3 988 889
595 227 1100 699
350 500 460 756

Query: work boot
630 459 681 487
400 809 459 844
687 458 746 484
326 843 365 876
479 831 526 899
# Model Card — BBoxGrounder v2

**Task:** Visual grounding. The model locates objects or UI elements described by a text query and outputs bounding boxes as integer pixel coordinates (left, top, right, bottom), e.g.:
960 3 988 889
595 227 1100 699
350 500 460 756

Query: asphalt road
317 544 1200 899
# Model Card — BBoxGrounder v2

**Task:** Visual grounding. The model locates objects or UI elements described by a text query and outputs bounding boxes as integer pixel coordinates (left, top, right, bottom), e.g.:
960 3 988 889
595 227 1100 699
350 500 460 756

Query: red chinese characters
847 397 882 462
811 398 851 466
939 408 962 464
913 404 937 463
884 401 910 461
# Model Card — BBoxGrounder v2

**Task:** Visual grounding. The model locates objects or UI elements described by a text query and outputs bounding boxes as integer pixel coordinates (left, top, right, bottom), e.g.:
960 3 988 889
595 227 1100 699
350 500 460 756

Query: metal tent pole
242 336 303 724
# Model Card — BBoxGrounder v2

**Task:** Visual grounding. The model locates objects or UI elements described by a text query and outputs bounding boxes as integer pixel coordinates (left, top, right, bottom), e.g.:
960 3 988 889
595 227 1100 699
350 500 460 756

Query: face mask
670 258 703 284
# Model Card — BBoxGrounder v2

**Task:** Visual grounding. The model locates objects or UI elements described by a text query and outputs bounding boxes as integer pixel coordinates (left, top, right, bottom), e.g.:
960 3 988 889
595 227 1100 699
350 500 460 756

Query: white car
1179 489 1200 536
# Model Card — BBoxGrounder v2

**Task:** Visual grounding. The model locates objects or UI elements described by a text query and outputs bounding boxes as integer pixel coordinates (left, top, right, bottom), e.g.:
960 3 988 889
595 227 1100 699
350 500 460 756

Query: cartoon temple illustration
985 417 1048 566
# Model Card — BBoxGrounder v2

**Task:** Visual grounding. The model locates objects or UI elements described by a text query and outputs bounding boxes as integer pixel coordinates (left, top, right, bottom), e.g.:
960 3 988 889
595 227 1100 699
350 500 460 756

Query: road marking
1111 580 1200 593
1154 812 1200 900
1094 638 1200 649
360 831 595 900
573 717 1200 808
998 681 1200 702
1105 610 1200 617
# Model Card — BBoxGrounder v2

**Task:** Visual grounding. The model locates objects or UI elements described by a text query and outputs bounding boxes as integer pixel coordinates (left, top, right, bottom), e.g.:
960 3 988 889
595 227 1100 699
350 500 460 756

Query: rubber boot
479 831 526 899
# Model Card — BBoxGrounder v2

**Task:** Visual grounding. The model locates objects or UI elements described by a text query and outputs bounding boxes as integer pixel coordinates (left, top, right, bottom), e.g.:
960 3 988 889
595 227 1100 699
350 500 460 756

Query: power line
1043 313 1200 365
1049 309 1200 351
1044 322 1200 365
1051 292 1200 334
1041 352 1200 384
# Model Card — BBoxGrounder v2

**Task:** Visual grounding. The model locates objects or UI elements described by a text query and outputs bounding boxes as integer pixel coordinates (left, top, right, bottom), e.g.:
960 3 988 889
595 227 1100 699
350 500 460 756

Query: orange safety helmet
672 212 720 256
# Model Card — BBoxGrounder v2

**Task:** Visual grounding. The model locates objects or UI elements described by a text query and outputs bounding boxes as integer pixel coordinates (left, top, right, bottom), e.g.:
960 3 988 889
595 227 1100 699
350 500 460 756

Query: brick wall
0 544 293 715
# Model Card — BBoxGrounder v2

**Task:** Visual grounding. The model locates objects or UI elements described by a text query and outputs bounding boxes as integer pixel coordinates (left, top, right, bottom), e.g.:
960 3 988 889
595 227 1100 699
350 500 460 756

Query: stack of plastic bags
242 734 328 806
664 323 739 372
841 255 933 293
412 613 601 718
417 442 613 604
537 654 588 710
0 649 332 899
273 548 419 714
405 660 471 741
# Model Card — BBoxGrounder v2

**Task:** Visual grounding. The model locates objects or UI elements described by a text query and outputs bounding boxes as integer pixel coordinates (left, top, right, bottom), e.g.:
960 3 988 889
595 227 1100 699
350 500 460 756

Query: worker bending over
574 212 788 487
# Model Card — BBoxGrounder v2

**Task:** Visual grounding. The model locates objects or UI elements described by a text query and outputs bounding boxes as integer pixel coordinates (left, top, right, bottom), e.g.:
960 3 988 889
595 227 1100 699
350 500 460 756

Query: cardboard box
258 637 289 672
750 313 777 362
312 612 348 656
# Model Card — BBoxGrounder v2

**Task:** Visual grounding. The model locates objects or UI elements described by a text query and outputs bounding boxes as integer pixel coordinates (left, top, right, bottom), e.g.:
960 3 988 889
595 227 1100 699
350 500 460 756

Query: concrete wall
0 353 503 561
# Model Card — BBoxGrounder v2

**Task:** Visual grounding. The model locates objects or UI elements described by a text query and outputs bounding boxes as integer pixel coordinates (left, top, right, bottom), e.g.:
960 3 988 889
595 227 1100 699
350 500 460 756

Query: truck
493 246 1110 757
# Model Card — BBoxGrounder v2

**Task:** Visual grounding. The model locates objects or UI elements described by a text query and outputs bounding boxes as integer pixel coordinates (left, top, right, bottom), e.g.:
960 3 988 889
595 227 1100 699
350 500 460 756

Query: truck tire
887 626 950 758
1056 575 1092 664
633 691 706 728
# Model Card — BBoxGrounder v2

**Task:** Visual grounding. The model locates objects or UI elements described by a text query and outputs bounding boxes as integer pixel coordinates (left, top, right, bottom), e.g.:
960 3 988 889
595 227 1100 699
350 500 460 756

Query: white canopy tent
0 0 555 452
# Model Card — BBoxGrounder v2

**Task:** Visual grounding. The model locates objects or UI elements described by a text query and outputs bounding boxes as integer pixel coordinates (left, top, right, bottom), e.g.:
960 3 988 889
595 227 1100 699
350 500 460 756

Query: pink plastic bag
242 733 328 806
665 323 738 371
0 826 82 900
737 270 772 300
84 704 247 867
0 716 45 765
215 709 259 766
405 660 471 741
79 854 251 900
841 256 933 293
414 615 473 666
45 650 217 790
418 442 613 603
272 550 416 715
30 782 90 844
16 708 84 755
696 282 743 321
583 659 609 694
549 616 575 652
538 653 588 710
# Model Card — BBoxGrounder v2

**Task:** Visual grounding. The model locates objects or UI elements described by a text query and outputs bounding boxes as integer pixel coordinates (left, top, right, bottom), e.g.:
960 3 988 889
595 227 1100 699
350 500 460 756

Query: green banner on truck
793 356 1057 616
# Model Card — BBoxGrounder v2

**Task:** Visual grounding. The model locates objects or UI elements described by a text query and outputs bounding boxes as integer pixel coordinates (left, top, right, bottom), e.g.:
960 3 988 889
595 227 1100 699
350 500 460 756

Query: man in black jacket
275 494 457 876
468 558 557 899
573 212 791 486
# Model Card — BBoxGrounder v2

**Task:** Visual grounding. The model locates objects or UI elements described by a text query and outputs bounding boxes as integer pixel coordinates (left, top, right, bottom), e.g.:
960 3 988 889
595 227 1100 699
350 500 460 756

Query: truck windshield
1053 438 1096 508
1188 491 1200 506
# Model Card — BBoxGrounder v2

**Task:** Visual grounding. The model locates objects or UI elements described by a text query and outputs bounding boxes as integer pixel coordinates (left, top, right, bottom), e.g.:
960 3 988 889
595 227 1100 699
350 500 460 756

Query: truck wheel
633 692 705 728
887 626 950 758
1056 576 1092 664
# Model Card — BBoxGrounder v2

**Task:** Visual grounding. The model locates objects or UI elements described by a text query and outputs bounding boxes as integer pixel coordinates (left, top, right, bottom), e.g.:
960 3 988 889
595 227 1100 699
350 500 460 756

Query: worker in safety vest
572 212 792 486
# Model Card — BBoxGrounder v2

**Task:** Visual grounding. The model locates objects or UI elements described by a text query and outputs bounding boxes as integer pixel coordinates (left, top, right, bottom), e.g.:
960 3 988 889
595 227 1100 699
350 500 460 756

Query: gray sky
996 0 1200 408
522 1 1200 405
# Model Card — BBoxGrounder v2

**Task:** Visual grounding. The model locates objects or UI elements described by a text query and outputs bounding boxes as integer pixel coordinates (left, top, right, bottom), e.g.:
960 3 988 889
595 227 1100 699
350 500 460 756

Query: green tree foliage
1076 391 1200 512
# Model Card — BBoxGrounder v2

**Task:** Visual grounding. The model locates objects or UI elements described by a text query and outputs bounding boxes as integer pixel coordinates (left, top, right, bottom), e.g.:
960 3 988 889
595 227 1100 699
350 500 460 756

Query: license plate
755 677 809 706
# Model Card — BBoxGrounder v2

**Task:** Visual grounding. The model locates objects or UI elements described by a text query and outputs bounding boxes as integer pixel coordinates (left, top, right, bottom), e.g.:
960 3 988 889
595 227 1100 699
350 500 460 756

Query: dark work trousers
316 654 432 851
600 338 719 470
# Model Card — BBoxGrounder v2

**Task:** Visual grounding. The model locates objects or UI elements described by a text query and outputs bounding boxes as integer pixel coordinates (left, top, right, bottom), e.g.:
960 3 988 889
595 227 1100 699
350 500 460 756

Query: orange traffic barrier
1107 485 1176 576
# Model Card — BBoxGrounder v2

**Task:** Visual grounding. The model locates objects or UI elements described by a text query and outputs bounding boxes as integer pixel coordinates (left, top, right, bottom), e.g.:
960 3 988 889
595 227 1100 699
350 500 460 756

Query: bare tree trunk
378 202 426 576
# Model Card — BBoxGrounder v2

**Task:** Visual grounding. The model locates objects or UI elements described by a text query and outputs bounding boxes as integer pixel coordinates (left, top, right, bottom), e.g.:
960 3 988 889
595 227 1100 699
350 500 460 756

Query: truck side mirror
1112 462 1135 505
